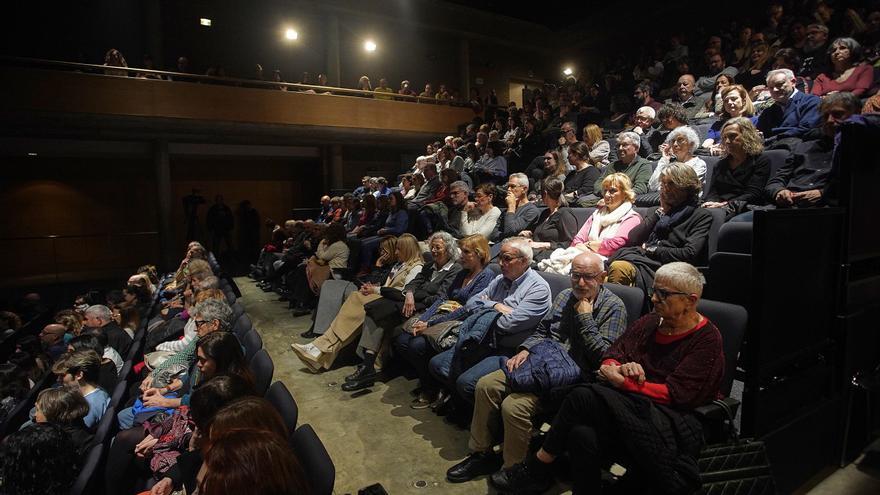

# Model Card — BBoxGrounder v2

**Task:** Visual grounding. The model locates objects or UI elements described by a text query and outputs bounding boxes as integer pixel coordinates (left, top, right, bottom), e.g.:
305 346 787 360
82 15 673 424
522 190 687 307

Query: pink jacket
571 208 643 257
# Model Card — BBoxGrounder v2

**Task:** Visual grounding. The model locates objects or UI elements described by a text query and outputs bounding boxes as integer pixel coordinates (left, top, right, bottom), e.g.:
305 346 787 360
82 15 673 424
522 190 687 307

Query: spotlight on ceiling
199 18 212 27
563 67 573 76
285 28 298 41
364 40 377 52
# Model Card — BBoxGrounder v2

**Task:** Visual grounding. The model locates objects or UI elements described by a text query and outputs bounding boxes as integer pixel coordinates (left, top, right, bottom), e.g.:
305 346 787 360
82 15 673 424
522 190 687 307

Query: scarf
588 201 634 242
648 202 696 245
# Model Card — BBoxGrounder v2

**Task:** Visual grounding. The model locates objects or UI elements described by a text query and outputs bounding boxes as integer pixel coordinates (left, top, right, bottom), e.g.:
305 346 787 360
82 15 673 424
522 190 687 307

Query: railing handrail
0 56 472 107
0 231 159 242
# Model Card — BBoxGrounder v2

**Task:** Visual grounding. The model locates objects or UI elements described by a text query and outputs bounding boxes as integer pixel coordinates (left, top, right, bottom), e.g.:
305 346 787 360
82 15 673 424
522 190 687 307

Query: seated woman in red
495 261 724 494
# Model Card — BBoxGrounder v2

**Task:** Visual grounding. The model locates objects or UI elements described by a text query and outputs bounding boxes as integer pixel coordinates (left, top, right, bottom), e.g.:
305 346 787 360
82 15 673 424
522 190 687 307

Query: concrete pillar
154 140 175 271
325 14 341 87
459 38 470 100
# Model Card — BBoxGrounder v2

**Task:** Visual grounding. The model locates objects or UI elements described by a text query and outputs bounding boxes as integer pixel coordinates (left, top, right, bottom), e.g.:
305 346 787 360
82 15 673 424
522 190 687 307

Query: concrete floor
236 277 880 495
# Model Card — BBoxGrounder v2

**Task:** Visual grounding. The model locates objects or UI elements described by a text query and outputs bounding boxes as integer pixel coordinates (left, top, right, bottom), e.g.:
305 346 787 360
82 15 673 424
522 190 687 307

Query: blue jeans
394 332 436 389
117 406 135 430
729 211 754 222
429 349 507 402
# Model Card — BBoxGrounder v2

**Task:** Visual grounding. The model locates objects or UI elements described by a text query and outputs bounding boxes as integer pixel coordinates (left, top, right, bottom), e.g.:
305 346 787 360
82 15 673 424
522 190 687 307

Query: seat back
69 443 104 495
266 381 299 434
232 313 253 339
569 207 596 229
704 252 752 308
717 222 753 254
249 349 274 396
290 424 336 495
702 155 721 193
603 283 646 326
93 405 116 446
125 338 143 363
110 380 128 410
697 299 748 397
704 207 727 264
243 329 263 362
763 149 790 179
231 302 245 322
537 271 570 300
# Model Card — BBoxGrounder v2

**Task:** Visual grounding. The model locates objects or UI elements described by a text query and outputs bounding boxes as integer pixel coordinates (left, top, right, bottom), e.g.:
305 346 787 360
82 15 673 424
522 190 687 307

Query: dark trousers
105 427 148 494
290 263 317 308
542 385 623 494
394 332 439 391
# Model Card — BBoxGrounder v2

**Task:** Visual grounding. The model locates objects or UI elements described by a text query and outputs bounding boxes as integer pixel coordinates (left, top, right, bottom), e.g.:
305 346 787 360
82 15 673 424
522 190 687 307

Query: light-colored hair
721 117 764 156
601 173 636 203
428 232 460 263
582 124 603 147
660 163 703 202
719 84 756 118
51 350 101 384
458 234 491 266
636 106 656 119
395 234 423 266
509 172 529 189
198 275 220 290
502 236 533 264
616 131 641 151
193 299 233 331
187 259 213 278
766 68 795 83
665 126 701 153
449 180 470 193
36 387 90 425
84 305 112 323
655 262 705 297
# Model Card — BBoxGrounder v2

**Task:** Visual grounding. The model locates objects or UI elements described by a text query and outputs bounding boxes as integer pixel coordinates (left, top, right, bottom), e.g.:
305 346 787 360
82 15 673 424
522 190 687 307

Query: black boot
446 451 503 483
341 353 378 391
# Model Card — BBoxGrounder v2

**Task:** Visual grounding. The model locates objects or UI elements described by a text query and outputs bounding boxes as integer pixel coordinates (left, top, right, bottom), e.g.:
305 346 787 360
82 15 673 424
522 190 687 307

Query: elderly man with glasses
496 173 540 243
446 252 628 485
429 237 551 408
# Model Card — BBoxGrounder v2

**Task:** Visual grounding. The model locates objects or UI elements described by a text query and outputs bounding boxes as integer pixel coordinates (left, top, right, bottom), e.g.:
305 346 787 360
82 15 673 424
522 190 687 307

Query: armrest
693 397 741 421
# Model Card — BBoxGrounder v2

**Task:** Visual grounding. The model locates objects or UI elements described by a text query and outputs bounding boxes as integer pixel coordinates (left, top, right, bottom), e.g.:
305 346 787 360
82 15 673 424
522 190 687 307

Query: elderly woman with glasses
341 232 463 392
648 126 707 201
505 262 724 494
571 173 643 260
607 163 713 291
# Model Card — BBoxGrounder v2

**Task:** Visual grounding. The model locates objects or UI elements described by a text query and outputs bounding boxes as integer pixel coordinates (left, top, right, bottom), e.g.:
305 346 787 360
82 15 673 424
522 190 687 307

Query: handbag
504 340 582 394
306 257 333 294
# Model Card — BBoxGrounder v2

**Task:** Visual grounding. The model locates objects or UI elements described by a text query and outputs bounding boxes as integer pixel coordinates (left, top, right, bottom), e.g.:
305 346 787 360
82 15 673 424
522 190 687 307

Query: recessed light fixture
563 67 573 76
285 28 298 40
364 40 377 52
27 152 38 156
200 18 212 27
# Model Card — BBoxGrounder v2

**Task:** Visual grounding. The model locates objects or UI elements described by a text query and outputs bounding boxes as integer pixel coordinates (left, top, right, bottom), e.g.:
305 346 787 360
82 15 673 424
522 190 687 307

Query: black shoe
341 365 378 392
300 329 318 338
446 451 502 483
490 462 553 493
291 305 312 317
344 364 374 382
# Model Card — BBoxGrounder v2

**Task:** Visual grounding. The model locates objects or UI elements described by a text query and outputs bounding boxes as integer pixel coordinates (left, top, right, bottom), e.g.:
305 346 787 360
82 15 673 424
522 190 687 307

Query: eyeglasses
507 184 523 189
648 287 691 301
570 272 602 282
499 254 523 264
194 319 211 327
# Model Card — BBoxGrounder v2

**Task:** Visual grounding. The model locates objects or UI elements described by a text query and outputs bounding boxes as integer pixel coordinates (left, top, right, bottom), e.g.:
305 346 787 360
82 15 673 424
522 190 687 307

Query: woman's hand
659 143 671 158
411 320 428 335
134 434 159 458
139 374 153 392
701 201 728 209
598 363 626 387
619 361 646 384
518 230 533 238
150 478 174 495
506 350 530 371
402 292 416 318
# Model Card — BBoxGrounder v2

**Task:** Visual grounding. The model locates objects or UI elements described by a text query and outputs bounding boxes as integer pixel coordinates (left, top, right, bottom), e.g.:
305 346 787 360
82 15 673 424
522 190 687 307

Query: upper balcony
0 58 475 146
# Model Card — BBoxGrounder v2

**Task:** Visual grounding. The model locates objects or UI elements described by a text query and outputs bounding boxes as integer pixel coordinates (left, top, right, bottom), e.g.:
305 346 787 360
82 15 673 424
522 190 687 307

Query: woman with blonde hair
701 84 758 154
702 117 770 218
571 173 643 259
292 234 424 371
582 124 610 167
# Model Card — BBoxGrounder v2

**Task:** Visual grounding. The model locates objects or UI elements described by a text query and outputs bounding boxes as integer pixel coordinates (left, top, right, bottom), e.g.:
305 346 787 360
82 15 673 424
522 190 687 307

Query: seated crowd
0 242 311 495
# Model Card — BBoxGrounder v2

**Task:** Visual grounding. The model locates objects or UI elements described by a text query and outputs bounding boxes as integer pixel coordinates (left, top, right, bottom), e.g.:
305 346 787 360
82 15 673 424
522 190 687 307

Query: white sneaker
292 343 322 359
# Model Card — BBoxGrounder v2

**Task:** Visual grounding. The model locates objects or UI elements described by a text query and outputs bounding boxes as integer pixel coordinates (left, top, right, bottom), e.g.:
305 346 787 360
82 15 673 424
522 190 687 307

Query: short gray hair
509 172 529 188
193 299 233 331
617 131 641 150
655 262 705 297
766 68 794 83
665 126 700 153
636 106 656 119
449 180 470 193
84 305 112 323
501 236 533 264
428 231 460 262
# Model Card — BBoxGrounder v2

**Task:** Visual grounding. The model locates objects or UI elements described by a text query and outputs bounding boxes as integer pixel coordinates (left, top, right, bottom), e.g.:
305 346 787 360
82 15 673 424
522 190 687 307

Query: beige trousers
469 369 541 467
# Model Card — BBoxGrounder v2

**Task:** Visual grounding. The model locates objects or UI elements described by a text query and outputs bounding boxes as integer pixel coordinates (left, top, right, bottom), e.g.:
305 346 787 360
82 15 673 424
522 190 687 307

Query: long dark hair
322 223 347 245
389 190 406 212
197 332 254 387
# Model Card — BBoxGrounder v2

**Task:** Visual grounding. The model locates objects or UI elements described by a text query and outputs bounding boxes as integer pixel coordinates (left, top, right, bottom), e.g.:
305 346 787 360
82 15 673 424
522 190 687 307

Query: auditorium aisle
236 277 499 494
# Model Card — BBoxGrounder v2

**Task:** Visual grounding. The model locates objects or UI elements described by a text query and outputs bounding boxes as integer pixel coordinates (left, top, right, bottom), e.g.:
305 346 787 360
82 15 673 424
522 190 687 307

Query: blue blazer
756 90 821 139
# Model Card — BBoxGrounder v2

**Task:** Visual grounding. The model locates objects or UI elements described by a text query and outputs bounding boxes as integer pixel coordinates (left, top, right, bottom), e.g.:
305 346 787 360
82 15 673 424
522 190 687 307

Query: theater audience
667 74 709 120
811 37 874 97
343 232 463 392
756 69 822 145
0 363 28 423
591 132 652 202
582 124 611 167
358 191 409 272
460 183 501 240
68 333 119 391
429 237 551 402
472 141 508 185
448 251 627 484
292 234 423 371
739 41 774 90
505 262 723 494
703 117 771 218
287 223 350 316
38 323 67 361
608 163 712 290
571 173 643 259
51 350 110 429
649 103 688 154
0 423 80 495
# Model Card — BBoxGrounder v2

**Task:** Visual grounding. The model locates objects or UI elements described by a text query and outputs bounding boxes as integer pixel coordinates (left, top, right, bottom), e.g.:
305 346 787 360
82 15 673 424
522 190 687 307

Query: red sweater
602 312 724 409
810 64 874 98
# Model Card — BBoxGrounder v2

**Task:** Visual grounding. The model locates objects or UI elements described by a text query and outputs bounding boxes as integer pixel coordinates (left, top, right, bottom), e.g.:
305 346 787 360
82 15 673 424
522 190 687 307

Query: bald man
447 252 629 486
667 74 710 120
39 323 67 361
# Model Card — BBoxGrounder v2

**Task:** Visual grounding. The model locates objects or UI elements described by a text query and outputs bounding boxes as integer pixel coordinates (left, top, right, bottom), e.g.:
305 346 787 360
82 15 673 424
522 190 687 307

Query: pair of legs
470 369 540 467
428 347 509 402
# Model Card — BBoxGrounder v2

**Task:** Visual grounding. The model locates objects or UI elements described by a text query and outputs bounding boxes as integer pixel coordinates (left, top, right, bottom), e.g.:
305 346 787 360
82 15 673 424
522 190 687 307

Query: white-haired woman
341 232 463 392
648 126 707 197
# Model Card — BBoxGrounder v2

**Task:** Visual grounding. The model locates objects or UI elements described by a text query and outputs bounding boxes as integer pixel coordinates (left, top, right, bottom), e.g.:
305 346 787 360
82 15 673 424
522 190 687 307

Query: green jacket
593 156 653 196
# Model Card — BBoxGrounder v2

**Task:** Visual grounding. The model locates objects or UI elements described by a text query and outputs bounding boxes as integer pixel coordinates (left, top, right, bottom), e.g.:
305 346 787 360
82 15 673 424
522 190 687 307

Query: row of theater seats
57 278 337 495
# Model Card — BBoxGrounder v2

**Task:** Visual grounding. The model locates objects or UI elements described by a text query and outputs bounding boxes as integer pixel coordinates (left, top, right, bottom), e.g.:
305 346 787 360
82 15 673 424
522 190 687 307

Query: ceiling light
285 28 298 41
364 40 377 52
563 67 573 76
200 18 212 27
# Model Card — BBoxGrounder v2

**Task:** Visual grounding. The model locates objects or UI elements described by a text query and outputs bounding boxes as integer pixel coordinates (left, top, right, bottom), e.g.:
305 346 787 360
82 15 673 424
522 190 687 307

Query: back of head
208 396 288 444
189 375 255 432
200 429 309 495
396 234 422 265
36 386 90 425
69 332 106 356
0 363 29 400
0 423 79 495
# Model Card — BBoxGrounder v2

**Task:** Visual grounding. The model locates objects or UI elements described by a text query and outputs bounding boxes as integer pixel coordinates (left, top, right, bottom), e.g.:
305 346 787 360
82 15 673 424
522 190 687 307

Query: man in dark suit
83 305 132 357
